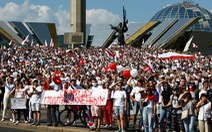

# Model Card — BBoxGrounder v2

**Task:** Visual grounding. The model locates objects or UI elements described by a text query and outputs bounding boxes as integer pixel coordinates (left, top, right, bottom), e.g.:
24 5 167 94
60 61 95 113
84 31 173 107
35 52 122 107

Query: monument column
65 0 86 48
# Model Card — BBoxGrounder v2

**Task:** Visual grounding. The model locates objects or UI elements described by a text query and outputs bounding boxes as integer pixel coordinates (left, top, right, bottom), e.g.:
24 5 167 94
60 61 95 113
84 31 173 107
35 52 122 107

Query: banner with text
41 89 108 106
11 98 26 109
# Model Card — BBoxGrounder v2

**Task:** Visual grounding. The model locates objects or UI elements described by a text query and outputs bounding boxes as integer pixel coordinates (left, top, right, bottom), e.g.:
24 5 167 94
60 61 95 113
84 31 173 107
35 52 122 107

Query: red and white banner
157 52 195 60
41 90 108 106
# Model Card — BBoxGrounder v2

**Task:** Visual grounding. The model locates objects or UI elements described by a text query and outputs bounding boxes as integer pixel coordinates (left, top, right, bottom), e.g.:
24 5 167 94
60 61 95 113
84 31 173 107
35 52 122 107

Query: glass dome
150 1 212 32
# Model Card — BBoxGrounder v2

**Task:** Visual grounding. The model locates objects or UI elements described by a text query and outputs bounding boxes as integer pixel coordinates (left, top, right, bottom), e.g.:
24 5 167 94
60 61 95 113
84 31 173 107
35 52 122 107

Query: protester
24 79 33 123
112 82 127 132
47 78 61 126
178 91 195 132
166 86 184 132
29 79 43 126
0 77 5 113
0 43 211 132
196 94 211 132
159 81 172 130
90 78 103 132
142 88 157 132
1 76 15 122
102 82 113 128
129 79 145 128
13 81 27 124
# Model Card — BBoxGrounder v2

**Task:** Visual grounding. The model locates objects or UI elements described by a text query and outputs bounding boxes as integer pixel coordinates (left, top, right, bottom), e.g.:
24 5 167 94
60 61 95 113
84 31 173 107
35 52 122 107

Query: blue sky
86 0 212 22
0 0 211 34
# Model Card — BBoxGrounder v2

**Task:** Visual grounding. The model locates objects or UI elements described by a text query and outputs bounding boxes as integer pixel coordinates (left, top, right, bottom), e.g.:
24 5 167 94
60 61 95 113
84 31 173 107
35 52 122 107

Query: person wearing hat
196 94 211 132
28 79 43 126
165 86 184 132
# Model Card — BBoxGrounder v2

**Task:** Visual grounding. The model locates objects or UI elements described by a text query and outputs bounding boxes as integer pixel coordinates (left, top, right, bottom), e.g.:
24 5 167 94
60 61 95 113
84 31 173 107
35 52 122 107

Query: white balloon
117 65 124 72
130 69 138 77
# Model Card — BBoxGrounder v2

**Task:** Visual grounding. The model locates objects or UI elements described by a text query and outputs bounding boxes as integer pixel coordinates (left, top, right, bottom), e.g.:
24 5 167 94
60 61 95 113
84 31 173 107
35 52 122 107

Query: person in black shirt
159 81 172 130
207 80 212 102
0 77 5 112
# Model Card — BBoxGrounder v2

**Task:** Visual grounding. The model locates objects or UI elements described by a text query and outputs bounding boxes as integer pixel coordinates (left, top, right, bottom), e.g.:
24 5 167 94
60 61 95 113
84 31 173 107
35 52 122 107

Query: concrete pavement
0 107 142 132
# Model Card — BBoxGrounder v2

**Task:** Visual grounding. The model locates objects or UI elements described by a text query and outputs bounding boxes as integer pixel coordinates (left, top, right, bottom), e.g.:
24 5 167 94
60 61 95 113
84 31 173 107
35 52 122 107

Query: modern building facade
0 1 212 54
133 1 212 54
0 21 58 47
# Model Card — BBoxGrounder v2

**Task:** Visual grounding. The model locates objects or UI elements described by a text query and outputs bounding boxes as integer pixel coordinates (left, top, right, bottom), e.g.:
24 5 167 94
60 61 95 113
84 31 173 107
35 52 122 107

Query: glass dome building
150 1 212 32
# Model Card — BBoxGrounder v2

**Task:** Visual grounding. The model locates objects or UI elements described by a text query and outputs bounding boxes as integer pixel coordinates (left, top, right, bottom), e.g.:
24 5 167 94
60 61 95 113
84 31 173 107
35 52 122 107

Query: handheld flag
8 38 13 45
21 34 29 45
30 39 34 47
50 38 54 47
44 40 48 47
192 43 198 48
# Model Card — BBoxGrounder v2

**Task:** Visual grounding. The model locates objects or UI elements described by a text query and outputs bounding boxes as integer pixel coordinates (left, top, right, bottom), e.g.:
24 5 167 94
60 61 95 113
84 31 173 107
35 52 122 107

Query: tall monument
70 0 86 34
64 0 86 48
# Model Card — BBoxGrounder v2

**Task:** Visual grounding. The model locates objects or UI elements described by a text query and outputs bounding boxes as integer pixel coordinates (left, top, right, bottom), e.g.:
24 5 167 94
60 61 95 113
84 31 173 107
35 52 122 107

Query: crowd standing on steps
0 45 211 132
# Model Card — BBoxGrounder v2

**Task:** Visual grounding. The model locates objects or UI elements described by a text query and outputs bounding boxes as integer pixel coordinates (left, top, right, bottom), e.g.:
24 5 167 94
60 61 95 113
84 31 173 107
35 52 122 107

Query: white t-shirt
24 85 32 99
5 83 15 94
198 102 211 121
130 86 145 102
113 90 127 107
30 86 43 103
16 89 25 99
146 99 155 108
91 85 103 91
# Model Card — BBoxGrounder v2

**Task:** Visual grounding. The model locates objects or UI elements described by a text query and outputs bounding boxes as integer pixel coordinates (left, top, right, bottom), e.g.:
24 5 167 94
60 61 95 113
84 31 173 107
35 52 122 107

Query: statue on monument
110 6 128 45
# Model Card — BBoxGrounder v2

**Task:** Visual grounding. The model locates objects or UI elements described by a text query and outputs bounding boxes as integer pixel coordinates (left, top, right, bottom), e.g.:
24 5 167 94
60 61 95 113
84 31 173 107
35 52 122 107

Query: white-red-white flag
30 39 34 47
21 34 29 45
44 40 48 47
105 49 115 60
192 43 198 48
12 43 17 49
8 38 13 45
148 43 152 49
50 38 54 47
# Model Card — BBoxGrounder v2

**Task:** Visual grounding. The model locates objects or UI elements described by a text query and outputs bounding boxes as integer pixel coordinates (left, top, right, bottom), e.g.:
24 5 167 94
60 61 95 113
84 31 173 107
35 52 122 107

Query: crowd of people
0 45 211 132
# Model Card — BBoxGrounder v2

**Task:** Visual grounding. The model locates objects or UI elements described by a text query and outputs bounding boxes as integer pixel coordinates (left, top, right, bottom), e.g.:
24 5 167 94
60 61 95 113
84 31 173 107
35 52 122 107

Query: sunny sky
0 0 211 34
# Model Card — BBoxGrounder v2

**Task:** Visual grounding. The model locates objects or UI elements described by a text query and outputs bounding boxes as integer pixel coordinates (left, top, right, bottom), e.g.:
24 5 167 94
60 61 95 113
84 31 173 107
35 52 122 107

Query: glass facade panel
161 8 172 21
26 22 52 45
10 21 38 44
179 7 185 19
187 9 194 18
170 7 178 18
